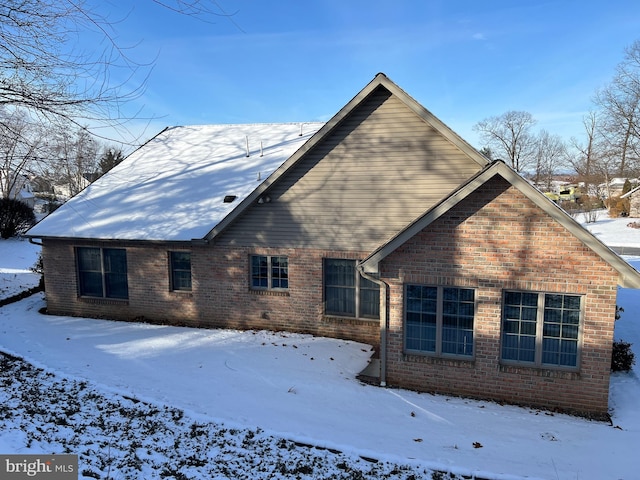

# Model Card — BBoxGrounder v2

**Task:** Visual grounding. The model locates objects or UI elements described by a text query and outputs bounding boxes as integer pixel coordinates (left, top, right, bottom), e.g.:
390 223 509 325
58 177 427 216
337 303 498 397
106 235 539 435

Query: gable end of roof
204 73 490 241
361 160 640 288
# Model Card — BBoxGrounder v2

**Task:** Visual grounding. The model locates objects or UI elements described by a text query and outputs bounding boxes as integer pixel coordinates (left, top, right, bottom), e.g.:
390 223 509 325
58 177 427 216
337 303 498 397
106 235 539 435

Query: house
600 177 638 199
52 172 100 200
27 73 640 418
0 170 35 208
621 185 640 217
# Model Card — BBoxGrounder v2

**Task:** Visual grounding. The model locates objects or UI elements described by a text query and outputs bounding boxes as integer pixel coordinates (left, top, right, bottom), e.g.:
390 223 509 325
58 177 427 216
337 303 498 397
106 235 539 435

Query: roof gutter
28 237 43 246
357 262 388 387
24 235 196 247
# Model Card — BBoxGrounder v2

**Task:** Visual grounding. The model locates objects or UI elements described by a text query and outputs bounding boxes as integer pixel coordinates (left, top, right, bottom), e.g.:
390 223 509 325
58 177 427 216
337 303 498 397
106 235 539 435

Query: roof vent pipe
299 123 303 136
245 136 250 157
260 140 263 157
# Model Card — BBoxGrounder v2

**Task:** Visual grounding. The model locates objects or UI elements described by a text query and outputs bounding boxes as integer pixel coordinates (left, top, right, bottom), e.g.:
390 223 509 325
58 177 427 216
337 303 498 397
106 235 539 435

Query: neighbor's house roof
361 160 640 289
621 185 640 199
1 170 34 204
27 123 323 241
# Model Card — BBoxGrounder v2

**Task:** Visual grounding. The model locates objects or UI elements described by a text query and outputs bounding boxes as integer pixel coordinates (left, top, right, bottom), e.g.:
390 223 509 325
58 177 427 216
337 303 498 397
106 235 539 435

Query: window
77 247 128 299
170 251 192 291
405 285 475 357
502 291 581 368
324 259 379 319
251 255 288 290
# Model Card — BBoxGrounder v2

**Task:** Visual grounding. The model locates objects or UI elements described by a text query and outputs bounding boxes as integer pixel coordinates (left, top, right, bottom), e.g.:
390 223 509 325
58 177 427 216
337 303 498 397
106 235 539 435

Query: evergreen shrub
0 198 36 238
611 340 635 372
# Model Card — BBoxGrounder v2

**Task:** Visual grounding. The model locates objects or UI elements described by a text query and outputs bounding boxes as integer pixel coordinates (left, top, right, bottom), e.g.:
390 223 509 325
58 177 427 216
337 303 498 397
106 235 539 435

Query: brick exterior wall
379 176 619 418
40 174 621 417
41 239 380 347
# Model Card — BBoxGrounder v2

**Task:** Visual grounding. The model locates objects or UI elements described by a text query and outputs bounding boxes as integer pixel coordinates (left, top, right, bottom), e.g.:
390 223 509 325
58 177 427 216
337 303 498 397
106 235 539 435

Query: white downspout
357 263 388 387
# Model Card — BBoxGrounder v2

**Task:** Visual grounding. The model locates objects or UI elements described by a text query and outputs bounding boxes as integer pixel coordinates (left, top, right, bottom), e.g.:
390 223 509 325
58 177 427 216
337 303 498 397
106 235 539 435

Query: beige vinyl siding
216 86 483 251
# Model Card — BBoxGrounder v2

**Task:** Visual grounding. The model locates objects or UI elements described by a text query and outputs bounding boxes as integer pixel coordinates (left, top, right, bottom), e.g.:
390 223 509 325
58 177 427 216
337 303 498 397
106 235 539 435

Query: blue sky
93 1 640 149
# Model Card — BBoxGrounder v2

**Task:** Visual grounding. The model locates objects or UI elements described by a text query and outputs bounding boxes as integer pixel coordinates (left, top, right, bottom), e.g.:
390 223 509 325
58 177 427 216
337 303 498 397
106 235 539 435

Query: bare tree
593 151 621 201
473 111 537 172
0 1 144 133
41 126 101 197
568 111 604 193
0 108 42 199
595 40 640 177
532 130 566 188
0 0 237 137
0 0 237 200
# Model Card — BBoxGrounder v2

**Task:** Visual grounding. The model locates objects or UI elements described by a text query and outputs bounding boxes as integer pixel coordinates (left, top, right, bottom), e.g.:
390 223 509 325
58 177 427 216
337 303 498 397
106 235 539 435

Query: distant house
621 185 640 217
27 74 640 418
52 172 96 200
601 177 638 199
0 170 35 208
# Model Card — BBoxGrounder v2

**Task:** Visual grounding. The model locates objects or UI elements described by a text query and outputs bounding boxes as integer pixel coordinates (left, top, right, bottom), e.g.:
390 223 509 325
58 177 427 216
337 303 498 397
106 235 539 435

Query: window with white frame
324 258 379 319
405 285 475 357
501 291 581 368
76 247 128 299
250 255 288 290
170 251 192 291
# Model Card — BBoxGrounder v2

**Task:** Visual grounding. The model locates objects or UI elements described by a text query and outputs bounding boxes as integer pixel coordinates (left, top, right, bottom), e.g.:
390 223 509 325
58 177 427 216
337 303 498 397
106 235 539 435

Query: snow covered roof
622 185 640 198
27 123 324 241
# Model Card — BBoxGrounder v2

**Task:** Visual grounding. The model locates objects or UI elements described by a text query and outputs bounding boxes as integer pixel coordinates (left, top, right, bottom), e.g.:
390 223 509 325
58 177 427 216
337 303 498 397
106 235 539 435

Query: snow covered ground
0 237 41 300
0 213 639 479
